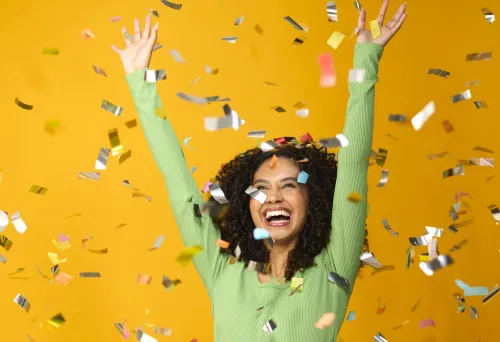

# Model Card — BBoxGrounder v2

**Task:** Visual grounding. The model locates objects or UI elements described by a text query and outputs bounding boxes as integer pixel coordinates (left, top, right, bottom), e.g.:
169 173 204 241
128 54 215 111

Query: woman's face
250 157 310 245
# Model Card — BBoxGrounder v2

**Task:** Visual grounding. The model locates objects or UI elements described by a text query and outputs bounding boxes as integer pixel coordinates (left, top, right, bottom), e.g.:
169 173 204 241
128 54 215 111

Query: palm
112 15 158 74
356 0 407 47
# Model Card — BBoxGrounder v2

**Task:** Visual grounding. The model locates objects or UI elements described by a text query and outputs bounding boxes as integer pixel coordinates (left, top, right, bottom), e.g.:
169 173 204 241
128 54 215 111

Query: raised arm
114 15 228 291
322 1 407 286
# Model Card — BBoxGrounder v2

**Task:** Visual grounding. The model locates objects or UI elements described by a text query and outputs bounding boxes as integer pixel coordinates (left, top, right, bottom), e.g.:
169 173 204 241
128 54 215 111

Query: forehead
253 157 300 179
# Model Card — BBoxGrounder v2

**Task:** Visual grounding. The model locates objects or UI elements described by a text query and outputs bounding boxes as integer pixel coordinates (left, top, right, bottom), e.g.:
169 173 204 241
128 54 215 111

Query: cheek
249 200 262 220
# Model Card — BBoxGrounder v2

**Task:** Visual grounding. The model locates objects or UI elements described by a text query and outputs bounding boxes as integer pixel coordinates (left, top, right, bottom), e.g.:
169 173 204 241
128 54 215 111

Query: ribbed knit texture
126 42 383 342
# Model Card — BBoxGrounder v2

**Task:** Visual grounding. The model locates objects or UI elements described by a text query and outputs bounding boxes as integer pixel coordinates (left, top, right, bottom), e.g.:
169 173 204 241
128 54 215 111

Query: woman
112 1 406 340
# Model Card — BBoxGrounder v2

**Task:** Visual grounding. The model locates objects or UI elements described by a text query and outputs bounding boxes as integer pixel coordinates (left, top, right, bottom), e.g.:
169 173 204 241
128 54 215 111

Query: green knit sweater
126 42 383 342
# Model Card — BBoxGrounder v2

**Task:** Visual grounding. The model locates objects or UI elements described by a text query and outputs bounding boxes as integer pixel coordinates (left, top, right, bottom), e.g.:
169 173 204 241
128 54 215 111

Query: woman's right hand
112 14 158 74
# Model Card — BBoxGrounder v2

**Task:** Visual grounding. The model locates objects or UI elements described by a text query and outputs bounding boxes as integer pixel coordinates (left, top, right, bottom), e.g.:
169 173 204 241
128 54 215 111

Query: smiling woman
118 0 406 340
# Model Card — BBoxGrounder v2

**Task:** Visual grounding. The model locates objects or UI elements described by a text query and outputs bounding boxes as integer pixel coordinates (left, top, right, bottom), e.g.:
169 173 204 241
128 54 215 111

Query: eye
255 185 267 190
283 183 297 189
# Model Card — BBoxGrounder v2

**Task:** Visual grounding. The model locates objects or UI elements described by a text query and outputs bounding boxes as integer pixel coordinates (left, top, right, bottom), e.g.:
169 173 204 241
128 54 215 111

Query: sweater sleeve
125 69 228 291
321 43 384 286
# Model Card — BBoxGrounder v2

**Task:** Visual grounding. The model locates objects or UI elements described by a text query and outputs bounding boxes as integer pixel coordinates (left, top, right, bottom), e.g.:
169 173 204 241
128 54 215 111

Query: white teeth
265 210 291 219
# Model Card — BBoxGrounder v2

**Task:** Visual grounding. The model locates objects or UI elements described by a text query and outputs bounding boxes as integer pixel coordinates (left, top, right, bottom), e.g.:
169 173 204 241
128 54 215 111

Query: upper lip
262 207 292 216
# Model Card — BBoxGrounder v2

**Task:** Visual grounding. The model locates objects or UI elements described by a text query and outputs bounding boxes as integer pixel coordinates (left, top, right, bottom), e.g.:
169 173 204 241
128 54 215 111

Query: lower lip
263 217 292 227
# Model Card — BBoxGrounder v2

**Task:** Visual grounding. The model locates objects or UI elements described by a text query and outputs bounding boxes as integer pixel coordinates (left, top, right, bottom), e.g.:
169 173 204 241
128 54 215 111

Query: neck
267 239 297 280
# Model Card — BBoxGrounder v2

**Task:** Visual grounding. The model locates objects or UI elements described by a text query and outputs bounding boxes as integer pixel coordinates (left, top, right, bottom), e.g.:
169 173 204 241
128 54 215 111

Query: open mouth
263 208 292 227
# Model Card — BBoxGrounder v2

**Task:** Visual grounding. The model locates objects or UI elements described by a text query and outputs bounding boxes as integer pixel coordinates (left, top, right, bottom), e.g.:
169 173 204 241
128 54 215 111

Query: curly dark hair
205 138 369 280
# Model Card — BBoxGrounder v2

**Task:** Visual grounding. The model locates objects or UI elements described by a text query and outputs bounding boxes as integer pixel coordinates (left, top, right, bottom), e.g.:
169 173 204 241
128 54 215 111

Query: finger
390 11 407 34
133 18 141 42
111 45 123 54
121 27 132 46
142 14 152 41
145 22 159 50
376 0 390 25
386 3 406 29
357 8 366 30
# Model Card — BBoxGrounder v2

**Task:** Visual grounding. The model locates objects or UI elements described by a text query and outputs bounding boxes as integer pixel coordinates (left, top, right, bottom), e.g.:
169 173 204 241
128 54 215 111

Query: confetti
247 130 266 138
269 155 280 169
348 69 366 83
410 298 420 312
468 157 494 167
314 312 335 329
205 65 219 74
374 148 388 167
221 36 238 43
176 245 203 267
108 128 123 156
271 105 286 113
110 16 121 22
234 15 245 25
0 234 13 251
290 277 303 293
348 192 363 202
48 252 67 265
428 69 450 78
253 228 271 240
481 8 495 23
327 1 338 22
92 65 107 77
153 327 172 336
216 239 230 248
161 0 182 10
346 311 356 321
42 47 59 55
466 52 492 61
318 53 336 87
149 235 165 251
464 286 489 297
137 329 158 342
149 8 160 17
204 109 245 131
114 321 131 339
178 93 207 104
451 89 471 103
443 165 464 179
162 275 181 290
80 272 101 278
9 212 27 234
254 24 263 34
245 186 267 204
45 119 60 135
208 182 228 204
373 332 388 342
377 170 389 187
125 119 137 128
381 218 398 236
47 313 66 328
137 274 153 285
411 101 435 130
80 28 95 39
183 136 194 150
297 171 309 184
295 101 307 109
327 272 350 292
101 100 123 116
353 0 362 12
474 100 489 108
145 69 166 82
29 184 48 195
319 134 349 148
13 294 31 312
118 150 132 164
52 238 71 251
0 254 5 263
15 97 33 110
392 320 410 330
55 272 73 286
263 319 277 334
419 254 454 276
169 49 184 63
94 148 111 170
369 20 381 38
376 297 386 314
296 108 309 118
441 120 454 133
327 31 345 49
468 306 478 319
419 319 435 329
283 16 304 30
482 285 499 304
487 204 500 224
77 172 100 181
388 114 406 122
292 36 307 45
427 151 450 160
360 251 383 269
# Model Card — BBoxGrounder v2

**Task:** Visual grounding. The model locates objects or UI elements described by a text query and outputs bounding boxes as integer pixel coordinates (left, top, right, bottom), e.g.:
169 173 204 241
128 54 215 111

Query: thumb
145 22 158 51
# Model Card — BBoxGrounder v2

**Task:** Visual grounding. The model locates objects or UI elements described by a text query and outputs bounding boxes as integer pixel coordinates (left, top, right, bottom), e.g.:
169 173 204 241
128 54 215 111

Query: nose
266 187 283 204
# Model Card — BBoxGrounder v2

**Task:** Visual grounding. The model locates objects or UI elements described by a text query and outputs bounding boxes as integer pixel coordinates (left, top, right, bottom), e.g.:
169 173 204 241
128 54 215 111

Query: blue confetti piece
346 311 356 321
191 166 197 174
455 279 469 290
253 228 270 240
183 136 195 150
297 171 309 184
464 286 489 297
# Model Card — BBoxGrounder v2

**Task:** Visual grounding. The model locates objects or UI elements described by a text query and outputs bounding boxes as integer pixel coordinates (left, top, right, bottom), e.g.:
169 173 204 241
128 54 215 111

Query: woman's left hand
356 0 407 47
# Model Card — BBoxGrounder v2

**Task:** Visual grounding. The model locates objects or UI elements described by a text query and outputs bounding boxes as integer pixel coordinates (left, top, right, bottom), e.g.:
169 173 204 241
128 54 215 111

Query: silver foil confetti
0 210 7 232
260 140 280 152
247 260 270 273
468 306 478 319
381 218 398 236
348 69 366 83
373 332 388 342
204 107 245 131
137 329 158 341
245 186 267 204
428 69 450 78
13 294 31 312
152 327 172 336
443 165 464 179
449 239 468 252
473 100 489 109
80 272 101 278
468 158 494 167
411 101 435 130
481 8 495 23
409 234 432 246
95 148 110 170
465 80 480 87
161 0 182 10
482 285 499 304
327 1 338 22
209 182 229 204
353 0 362 12
419 254 454 276
377 170 389 187
283 16 303 30
328 271 350 292
451 89 471 103
205 65 219 74
169 49 184 63
271 105 286 113
221 36 238 43
319 134 349 148
360 251 383 269
247 130 266 138
77 172 100 181
487 204 500 224
263 319 277 334
177 92 207 104
296 108 309 118
0 254 5 263
466 52 492 61
145 69 166 82
235 16 245 25
11 212 27 234
425 227 443 237
149 235 165 250
101 100 123 116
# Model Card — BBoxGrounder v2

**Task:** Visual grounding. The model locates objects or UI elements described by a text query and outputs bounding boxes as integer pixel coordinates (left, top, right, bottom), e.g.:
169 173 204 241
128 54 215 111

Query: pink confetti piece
419 319 436 329
59 233 70 242
454 191 473 202
318 53 336 88
110 16 121 22
202 181 213 193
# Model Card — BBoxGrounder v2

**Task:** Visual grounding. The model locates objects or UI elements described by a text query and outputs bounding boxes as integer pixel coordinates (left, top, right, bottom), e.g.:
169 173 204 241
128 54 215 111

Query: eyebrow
253 177 298 184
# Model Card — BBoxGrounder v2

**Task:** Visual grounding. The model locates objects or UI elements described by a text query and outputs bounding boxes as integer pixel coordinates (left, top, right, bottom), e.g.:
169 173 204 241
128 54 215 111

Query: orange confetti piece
55 272 74 286
348 192 363 202
137 274 153 285
314 312 335 329
80 28 95 39
269 155 280 169
216 239 230 249
442 120 454 133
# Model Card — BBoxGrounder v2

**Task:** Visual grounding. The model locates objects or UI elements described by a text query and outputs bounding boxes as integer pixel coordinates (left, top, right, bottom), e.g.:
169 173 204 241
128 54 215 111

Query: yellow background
1 0 499 341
